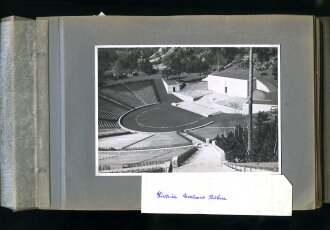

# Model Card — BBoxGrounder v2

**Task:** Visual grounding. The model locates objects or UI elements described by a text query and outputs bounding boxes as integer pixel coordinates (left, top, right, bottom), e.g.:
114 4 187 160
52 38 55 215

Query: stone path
173 134 236 173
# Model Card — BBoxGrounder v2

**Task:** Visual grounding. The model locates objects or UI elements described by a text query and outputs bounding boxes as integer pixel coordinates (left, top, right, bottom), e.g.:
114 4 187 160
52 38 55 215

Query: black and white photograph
96 45 280 174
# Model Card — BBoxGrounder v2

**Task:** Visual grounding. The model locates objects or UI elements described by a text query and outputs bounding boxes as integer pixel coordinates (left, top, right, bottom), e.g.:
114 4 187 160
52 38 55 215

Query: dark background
0 0 330 17
1 0 330 229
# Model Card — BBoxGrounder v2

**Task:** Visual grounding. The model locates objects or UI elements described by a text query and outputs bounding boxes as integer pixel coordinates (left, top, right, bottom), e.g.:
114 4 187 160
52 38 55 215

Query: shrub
216 112 278 163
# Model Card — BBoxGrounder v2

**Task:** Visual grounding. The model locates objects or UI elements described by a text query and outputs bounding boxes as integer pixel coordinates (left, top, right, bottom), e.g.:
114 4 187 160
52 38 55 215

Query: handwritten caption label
141 174 292 215
156 191 227 201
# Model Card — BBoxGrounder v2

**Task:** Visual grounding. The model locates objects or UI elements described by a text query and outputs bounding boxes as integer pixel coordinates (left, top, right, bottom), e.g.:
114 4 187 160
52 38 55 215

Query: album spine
0 16 38 210
35 18 50 208
320 17 330 203
0 16 17 209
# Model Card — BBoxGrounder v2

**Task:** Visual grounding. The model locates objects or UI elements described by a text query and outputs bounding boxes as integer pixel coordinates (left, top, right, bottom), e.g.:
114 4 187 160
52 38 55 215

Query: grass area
166 73 206 82
102 73 163 86
98 131 191 150
209 113 246 127
126 132 191 149
99 146 195 170
98 133 153 150
188 126 235 141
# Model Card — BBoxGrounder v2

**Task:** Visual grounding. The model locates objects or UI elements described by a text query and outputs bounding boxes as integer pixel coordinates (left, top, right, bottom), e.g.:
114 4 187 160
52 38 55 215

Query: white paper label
141 173 292 216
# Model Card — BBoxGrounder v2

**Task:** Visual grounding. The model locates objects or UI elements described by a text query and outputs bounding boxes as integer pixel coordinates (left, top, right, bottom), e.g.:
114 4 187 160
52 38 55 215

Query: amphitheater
98 76 249 173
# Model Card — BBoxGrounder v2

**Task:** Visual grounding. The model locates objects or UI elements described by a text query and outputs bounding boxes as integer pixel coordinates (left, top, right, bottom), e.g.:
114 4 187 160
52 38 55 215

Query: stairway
153 79 182 103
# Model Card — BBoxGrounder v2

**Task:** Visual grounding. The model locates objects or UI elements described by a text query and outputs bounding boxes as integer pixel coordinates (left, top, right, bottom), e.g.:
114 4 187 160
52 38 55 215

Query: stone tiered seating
98 110 122 120
100 84 145 108
98 97 131 137
124 81 159 105
98 128 130 138
98 119 121 130
98 97 129 120
98 119 129 137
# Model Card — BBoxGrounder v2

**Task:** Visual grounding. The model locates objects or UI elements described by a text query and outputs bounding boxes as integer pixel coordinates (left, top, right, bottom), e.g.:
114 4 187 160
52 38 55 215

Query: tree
250 112 278 162
199 61 209 72
271 57 278 79
162 67 173 79
206 48 228 70
255 47 277 64
112 59 126 77
216 112 278 163
98 49 119 81
216 125 247 162
123 51 139 70
140 59 157 75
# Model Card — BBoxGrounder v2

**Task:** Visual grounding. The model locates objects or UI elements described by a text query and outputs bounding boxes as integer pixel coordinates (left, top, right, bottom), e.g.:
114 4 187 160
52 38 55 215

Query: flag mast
247 47 254 157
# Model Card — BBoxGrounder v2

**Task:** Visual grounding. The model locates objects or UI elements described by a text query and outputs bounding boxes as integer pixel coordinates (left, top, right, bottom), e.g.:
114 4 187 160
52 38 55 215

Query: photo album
0 15 328 215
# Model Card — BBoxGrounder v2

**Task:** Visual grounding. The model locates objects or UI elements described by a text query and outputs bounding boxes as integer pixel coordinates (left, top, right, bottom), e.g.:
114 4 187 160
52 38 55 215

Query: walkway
173 133 235 172
153 78 182 103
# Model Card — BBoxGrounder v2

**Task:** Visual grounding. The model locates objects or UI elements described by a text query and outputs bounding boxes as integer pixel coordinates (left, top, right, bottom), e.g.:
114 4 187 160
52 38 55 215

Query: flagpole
247 47 253 157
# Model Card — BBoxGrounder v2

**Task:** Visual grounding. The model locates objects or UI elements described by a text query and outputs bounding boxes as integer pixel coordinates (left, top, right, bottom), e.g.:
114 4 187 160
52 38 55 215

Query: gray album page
49 15 316 210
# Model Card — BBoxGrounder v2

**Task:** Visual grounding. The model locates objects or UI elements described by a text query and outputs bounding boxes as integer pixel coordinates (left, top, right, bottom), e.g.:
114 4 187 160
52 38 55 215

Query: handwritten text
157 191 178 199
156 191 227 201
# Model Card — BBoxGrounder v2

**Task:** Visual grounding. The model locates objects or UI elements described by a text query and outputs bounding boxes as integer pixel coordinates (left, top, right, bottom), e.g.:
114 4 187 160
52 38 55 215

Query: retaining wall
100 161 173 173
224 162 278 172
